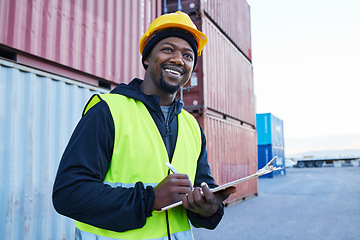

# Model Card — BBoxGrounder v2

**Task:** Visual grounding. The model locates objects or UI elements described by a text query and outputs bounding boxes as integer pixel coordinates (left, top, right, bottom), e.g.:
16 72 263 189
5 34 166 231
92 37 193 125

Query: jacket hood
110 78 184 115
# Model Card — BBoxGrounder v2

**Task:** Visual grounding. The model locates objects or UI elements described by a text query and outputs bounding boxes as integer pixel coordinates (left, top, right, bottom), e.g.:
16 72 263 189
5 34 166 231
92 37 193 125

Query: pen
165 162 178 174
164 161 194 190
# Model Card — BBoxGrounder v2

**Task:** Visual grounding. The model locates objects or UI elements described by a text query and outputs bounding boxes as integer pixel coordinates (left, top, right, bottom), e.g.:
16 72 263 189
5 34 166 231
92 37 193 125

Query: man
53 11 235 239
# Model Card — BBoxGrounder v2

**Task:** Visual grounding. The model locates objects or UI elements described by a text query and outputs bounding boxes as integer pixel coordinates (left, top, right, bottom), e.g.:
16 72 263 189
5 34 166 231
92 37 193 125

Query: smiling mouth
164 68 182 76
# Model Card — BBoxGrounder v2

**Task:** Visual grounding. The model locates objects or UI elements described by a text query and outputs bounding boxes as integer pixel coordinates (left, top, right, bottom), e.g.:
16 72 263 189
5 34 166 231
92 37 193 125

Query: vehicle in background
285 159 296 168
293 157 360 168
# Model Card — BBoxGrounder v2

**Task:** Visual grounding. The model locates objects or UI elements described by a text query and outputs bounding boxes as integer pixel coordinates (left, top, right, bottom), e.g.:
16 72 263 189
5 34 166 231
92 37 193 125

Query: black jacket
52 78 224 232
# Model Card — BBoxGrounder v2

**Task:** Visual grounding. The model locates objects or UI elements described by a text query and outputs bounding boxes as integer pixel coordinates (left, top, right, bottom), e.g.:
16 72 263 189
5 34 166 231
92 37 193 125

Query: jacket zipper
164 108 172 138
163 106 172 239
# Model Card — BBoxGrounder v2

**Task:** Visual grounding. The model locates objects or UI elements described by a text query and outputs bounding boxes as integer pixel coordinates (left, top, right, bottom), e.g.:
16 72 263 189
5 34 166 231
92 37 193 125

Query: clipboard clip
256 156 282 175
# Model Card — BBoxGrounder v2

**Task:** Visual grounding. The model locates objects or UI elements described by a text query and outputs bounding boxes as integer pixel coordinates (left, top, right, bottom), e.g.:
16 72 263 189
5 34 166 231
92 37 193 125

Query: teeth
165 68 181 76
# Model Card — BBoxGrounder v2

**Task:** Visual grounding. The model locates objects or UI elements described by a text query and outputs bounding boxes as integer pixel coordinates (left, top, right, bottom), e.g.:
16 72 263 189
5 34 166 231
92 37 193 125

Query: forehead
155 37 194 52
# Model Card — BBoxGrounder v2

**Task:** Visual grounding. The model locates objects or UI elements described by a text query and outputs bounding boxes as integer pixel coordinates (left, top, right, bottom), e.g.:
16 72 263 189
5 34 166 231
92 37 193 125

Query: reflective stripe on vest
76 94 201 239
103 181 158 189
75 227 194 240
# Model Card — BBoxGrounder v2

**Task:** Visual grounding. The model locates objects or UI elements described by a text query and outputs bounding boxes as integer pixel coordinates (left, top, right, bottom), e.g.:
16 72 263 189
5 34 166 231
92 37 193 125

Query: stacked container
0 1 256 238
256 113 286 177
0 1 161 239
0 0 161 87
166 0 257 204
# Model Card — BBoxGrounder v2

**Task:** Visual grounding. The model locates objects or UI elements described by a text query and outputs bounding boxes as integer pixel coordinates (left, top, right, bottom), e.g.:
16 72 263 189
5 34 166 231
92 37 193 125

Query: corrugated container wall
198 115 258 204
256 113 284 147
168 1 255 125
202 0 252 60
0 59 106 239
166 0 252 61
0 0 161 87
167 0 257 202
202 16 255 125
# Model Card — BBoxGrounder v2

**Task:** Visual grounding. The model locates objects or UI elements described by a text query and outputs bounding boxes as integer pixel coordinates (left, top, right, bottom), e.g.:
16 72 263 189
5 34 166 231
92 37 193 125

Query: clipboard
157 156 281 213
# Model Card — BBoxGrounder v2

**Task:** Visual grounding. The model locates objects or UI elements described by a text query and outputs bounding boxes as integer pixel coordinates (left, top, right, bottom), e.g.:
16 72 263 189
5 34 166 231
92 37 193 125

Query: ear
143 55 150 67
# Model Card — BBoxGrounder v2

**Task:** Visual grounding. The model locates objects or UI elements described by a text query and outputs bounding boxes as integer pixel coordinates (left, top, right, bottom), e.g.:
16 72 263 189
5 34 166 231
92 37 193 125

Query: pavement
192 165 360 240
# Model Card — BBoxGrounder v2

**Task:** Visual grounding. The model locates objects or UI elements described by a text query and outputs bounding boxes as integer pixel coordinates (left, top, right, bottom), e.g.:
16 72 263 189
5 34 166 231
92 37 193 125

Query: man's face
144 37 195 94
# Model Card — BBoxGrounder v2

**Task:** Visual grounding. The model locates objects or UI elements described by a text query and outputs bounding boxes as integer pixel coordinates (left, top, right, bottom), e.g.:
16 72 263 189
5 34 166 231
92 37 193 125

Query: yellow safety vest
76 94 202 239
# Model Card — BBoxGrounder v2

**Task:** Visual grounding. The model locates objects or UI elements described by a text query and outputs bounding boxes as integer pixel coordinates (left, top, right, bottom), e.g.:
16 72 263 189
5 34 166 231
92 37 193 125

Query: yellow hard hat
139 11 208 57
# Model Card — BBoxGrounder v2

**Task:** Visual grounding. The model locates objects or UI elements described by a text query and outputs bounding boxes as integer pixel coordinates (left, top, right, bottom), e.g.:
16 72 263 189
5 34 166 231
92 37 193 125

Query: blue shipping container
258 145 285 178
256 113 284 146
0 59 106 239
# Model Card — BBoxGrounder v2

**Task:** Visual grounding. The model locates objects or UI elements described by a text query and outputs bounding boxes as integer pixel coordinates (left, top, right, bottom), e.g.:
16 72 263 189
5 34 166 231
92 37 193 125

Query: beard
159 72 182 94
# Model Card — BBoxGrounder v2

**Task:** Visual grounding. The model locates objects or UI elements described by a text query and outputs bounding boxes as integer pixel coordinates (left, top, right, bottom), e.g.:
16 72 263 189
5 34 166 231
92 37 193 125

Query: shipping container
165 0 257 204
256 113 284 146
177 16 255 126
198 111 258 205
202 16 255 124
0 59 106 239
0 0 161 87
257 144 286 178
165 0 252 61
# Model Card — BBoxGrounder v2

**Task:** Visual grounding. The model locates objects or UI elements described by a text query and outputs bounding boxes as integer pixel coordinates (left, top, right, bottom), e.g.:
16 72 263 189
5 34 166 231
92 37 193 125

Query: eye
184 53 194 61
162 47 173 53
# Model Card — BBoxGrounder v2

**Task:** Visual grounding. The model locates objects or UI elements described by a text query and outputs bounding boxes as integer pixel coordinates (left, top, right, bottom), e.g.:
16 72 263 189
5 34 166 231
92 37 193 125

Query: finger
176 175 193 189
175 186 193 194
215 186 237 200
218 186 237 195
174 179 192 187
200 182 214 201
187 188 202 208
193 186 206 204
223 186 237 194
168 174 193 189
170 173 190 179
182 191 194 210
167 177 192 188
200 182 211 194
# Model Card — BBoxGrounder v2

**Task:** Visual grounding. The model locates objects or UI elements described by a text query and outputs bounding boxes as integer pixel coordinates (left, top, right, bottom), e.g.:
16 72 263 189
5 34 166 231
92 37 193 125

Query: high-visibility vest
76 94 202 239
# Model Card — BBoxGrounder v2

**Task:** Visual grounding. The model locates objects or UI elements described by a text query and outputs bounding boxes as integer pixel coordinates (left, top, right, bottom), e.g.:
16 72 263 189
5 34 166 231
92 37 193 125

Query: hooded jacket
52 78 224 233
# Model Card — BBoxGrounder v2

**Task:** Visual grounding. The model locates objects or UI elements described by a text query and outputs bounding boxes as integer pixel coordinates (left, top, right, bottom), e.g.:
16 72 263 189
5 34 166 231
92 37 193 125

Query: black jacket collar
110 78 184 115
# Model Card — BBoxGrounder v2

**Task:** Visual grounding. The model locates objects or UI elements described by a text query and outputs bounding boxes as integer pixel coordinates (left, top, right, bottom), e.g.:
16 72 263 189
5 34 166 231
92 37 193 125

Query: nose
170 51 184 66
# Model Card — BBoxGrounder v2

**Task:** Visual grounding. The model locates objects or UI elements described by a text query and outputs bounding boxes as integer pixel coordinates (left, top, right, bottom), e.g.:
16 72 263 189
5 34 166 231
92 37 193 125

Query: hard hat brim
140 22 207 56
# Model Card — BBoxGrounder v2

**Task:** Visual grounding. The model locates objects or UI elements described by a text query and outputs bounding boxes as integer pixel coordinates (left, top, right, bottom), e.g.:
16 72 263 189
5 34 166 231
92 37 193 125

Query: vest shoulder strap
82 94 102 116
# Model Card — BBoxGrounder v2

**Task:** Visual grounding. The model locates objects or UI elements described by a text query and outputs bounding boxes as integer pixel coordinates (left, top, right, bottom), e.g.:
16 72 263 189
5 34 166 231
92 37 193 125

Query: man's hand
182 182 236 217
152 174 193 211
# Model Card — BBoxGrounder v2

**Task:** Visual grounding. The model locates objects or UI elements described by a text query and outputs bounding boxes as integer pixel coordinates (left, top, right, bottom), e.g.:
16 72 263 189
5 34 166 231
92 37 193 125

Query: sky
246 0 360 156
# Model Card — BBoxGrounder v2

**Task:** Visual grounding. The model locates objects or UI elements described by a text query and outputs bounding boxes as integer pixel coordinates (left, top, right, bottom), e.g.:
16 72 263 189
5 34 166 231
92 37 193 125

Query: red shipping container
166 0 258 204
0 0 161 87
198 112 258 205
165 0 252 60
178 16 255 126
